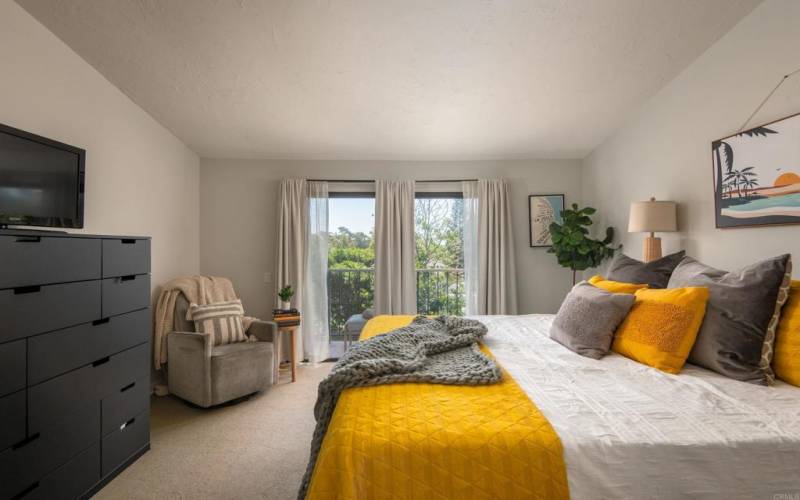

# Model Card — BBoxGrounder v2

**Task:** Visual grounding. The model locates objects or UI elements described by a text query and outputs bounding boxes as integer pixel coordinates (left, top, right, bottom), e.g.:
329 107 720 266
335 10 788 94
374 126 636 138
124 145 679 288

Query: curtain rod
307 179 478 183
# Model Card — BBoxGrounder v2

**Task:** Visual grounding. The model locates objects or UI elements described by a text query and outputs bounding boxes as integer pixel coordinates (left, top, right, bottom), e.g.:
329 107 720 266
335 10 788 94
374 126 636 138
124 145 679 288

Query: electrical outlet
263 272 273 284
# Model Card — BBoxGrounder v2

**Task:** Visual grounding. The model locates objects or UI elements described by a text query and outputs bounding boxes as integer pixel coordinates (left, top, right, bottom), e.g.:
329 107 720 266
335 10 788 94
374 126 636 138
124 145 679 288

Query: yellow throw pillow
589 274 649 294
774 280 800 386
612 287 709 374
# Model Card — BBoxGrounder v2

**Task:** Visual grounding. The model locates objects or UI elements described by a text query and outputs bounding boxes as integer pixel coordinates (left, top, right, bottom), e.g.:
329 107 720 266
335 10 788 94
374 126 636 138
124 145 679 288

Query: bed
306 314 800 499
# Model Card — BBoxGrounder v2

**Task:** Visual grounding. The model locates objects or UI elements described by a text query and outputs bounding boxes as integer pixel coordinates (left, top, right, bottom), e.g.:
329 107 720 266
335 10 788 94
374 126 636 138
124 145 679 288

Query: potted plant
548 204 618 285
278 284 294 310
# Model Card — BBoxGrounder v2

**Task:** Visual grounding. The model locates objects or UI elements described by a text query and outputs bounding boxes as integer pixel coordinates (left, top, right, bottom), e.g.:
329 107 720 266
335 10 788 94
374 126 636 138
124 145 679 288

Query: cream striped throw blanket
187 300 248 345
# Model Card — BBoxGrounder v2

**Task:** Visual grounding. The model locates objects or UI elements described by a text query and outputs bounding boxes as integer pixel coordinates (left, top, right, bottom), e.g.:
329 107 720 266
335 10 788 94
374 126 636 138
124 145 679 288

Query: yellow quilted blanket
306 315 569 500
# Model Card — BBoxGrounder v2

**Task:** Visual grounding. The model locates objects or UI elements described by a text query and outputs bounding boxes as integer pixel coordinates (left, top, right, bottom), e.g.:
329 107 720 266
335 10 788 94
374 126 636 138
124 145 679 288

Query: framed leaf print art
713 112 800 228
529 194 564 247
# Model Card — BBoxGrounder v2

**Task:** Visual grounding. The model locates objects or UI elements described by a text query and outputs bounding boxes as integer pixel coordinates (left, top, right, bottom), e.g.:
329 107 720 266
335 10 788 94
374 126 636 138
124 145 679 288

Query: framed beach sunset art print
713 112 800 228
529 194 564 247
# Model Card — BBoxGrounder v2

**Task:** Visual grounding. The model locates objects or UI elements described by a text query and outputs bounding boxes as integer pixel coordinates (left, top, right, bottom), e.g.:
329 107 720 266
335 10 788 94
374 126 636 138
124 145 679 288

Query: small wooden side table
277 324 298 382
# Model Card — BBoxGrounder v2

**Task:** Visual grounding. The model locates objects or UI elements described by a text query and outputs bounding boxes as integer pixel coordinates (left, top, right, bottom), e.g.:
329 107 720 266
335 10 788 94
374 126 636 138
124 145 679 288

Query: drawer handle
121 417 136 430
13 285 41 295
92 356 110 367
120 275 137 282
92 317 110 326
120 381 136 392
11 481 39 499
121 239 137 244
15 236 40 243
12 433 40 450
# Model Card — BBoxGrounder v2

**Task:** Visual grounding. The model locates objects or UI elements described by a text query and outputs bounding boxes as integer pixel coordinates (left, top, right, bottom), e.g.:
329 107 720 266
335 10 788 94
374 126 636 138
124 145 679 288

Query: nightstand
277 324 298 382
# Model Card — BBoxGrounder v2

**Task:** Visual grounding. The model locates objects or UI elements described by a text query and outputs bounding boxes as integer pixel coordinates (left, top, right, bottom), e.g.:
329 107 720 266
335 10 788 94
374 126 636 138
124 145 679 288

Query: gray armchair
167 295 278 407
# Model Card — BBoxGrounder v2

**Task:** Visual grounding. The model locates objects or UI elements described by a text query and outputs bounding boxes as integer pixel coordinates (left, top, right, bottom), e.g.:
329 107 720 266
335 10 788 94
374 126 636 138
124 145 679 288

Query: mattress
482 314 800 499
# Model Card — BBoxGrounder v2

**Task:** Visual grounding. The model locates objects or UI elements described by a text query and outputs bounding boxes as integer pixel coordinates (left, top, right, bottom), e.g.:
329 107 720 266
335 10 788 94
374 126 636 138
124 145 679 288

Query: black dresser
0 229 151 500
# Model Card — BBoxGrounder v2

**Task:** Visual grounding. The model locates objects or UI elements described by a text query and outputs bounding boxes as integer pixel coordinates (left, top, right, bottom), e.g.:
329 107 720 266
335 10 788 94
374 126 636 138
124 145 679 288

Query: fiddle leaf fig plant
548 203 618 285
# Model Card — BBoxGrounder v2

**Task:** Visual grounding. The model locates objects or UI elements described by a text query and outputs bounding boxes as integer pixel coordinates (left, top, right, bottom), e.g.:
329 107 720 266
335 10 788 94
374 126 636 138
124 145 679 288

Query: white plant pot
279 300 291 310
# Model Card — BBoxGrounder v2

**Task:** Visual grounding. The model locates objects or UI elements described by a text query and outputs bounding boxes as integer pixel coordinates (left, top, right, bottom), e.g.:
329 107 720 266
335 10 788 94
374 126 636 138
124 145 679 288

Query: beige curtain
276 179 307 360
374 180 417 314
463 179 518 315
463 181 480 315
304 181 330 363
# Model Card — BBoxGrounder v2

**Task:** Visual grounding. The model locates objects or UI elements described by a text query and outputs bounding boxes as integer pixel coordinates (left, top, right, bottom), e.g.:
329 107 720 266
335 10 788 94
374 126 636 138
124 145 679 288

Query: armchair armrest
167 330 213 406
246 320 280 384
247 320 277 343
169 330 213 357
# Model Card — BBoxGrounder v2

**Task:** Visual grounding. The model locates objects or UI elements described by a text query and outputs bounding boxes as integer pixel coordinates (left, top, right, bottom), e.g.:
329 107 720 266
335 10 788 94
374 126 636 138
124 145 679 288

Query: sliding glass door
326 189 466 339
415 195 465 315
327 195 375 339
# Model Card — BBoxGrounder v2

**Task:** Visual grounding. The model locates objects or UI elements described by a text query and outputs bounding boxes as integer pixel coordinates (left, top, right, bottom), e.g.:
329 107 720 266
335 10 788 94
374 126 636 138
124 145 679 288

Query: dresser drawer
0 390 26 452
102 409 149 476
0 235 101 289
0 280 101 343
0 339 25 397
102 375 150 436
28 308 151 385
102 238 150 278
102 274 150 317
24 442 100 500
0 405 99 500
28 342 149 432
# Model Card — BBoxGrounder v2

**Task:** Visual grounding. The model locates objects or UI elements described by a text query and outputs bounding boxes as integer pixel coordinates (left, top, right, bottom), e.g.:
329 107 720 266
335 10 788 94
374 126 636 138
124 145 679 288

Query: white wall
0 2 201 295
583 0 800 275
200 159 583 319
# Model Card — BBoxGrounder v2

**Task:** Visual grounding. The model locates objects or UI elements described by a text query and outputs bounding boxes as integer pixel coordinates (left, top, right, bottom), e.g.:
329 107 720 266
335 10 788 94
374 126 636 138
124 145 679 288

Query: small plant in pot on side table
278 285 294 310
548 204 618 285
274 285 299 382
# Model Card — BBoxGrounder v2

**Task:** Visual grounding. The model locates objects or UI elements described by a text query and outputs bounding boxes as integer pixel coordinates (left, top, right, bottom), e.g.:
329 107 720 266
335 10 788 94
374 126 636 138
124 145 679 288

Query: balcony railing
328 268 375 337
327 268 465 338
415 268 465 317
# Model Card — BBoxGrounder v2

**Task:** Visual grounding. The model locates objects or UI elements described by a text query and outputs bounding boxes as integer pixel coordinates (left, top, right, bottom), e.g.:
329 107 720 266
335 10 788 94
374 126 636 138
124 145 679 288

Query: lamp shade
628 200 677 233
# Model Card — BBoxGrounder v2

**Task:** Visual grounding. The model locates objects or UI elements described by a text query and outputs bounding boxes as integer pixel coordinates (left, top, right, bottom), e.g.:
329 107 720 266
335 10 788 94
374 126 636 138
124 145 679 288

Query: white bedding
479 314 800 500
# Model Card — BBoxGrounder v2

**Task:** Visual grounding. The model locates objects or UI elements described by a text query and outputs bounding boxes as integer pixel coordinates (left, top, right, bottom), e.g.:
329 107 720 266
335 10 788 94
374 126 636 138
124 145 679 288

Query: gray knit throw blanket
298 315 502 499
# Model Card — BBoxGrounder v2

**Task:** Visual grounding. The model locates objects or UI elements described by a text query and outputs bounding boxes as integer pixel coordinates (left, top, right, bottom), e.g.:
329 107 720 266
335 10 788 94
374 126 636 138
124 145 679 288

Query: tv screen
0 123 85 228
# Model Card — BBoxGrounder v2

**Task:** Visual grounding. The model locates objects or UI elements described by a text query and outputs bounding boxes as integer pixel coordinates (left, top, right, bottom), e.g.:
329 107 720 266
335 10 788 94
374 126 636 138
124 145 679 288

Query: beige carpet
95 363 332 500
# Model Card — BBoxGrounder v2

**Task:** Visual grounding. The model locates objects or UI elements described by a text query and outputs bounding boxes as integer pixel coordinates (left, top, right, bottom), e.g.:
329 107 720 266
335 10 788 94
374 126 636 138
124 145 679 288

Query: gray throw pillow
550 281 636 359
606 251 685 289
667 254 792 385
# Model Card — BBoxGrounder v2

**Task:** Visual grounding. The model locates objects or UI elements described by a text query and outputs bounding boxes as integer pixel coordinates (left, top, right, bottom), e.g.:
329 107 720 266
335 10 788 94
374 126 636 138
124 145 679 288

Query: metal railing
328 268 375 338
327 268 465 338
415 268 465 317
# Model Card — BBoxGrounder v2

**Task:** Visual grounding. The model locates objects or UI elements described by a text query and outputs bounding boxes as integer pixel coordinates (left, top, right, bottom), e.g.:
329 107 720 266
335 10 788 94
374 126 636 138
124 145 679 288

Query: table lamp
628 197 677 262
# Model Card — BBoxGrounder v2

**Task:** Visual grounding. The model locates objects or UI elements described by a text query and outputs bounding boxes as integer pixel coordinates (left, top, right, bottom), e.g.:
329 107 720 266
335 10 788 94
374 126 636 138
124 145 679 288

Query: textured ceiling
18 0 760 160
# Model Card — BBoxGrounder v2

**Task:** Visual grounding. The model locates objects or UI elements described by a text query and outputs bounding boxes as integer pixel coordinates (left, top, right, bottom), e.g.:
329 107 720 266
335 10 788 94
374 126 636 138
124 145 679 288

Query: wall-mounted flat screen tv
0 123 85 228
